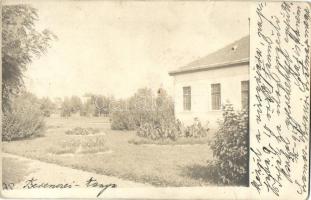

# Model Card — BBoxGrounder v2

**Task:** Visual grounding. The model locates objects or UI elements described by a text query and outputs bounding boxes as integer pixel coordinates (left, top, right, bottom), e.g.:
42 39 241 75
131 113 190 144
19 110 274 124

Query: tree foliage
2 92 45 141
70 96 82 114
60 97 73 117
38 97 56 117
110 87 175 130
80 98 96 117
2 5 56 112
91 95 112 117
208 104 249 185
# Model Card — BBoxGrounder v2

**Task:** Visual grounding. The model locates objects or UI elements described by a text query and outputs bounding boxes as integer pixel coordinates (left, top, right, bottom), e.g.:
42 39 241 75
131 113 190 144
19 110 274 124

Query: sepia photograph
2 0 251 192
6 1 308 199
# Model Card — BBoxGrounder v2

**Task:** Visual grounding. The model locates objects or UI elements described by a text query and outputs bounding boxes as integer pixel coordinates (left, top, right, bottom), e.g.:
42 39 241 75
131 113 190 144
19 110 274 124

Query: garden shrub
208 104 248 185
110 88 175 131
137 118 209 141
110 111 136 130
184 119 209 138
65 127 100 135
2 93 46 141
137 120 178 140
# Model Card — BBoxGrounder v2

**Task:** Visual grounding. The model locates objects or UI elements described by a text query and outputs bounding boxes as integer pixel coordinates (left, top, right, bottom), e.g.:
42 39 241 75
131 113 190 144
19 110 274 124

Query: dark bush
208 104 248 185
2 93 46 141
110 111 136 130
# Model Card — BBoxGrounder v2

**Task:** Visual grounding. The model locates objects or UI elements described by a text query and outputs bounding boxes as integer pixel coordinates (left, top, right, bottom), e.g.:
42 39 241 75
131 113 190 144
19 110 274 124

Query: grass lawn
128 136 212 145
3 116 217 187
2 156 34 185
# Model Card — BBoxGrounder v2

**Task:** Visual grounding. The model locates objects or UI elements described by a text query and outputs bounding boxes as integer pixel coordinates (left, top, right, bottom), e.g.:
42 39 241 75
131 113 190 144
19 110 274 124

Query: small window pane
211 83 221 110
183 86 191 111
241 81 249 109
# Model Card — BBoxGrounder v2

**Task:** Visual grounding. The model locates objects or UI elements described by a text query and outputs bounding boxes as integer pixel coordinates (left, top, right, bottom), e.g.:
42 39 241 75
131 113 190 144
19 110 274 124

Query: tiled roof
169 35 249 75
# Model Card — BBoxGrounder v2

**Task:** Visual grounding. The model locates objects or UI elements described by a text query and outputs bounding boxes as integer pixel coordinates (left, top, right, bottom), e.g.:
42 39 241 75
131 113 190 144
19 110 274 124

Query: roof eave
168 58 249 76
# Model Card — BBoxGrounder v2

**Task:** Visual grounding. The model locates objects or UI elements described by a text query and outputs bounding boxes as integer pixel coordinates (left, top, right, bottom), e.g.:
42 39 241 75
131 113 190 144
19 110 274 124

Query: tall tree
128 88 155 126
93 95 112 117
39 97 56 117
61 97 72 117
2 5 56 113
70 96 82 114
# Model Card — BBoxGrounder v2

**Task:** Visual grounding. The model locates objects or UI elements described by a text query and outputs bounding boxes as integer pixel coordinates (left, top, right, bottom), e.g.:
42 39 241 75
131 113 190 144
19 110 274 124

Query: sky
6 1 251 99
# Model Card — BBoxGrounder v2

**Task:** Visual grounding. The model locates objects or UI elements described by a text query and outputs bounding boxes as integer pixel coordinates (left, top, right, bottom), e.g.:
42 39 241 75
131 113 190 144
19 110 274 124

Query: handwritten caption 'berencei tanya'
3 177 117 198
250 2 310 198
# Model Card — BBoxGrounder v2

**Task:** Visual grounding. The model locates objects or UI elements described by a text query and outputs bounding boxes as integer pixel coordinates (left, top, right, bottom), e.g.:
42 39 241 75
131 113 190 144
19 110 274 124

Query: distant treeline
60 94 113 117
30 87 173 118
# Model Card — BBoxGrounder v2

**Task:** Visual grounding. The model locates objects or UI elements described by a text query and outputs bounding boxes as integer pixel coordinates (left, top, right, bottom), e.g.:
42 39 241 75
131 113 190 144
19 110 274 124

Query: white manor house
169 35 249 129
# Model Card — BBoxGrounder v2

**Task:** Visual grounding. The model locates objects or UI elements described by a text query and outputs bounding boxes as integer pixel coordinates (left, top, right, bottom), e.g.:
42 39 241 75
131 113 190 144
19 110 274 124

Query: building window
211 83 221 110
183 86 191 111
241 81 249 110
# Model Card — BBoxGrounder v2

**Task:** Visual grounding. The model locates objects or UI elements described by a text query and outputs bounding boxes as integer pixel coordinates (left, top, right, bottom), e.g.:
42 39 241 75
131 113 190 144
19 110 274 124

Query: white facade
172 63 249 129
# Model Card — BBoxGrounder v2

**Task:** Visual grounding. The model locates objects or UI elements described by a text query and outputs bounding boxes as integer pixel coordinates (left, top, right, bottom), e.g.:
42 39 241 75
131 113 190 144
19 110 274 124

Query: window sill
208 110 222 113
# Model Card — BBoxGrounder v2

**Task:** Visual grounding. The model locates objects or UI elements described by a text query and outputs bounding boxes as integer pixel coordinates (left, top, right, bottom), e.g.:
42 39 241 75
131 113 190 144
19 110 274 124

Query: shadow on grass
181 163 249 186
181 163 221 185
128 136 211 146
2 156 33 185
3 132 47 142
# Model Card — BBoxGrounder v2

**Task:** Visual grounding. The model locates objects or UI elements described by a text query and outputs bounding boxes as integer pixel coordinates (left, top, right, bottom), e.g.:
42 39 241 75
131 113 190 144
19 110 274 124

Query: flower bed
65 127 100 135
137 118 209 141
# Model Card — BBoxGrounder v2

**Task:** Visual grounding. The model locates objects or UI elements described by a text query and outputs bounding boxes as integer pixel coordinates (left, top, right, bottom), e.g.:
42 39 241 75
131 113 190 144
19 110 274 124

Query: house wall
172 64 249 129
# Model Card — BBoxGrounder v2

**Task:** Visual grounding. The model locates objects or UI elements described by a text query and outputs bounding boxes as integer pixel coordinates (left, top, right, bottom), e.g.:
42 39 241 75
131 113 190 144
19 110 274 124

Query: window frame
241 80 249 110
183 86 191 111
211 83 221 110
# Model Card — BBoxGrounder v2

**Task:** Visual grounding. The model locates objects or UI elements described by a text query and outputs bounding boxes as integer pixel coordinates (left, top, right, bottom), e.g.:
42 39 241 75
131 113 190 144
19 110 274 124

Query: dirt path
2 152 151 189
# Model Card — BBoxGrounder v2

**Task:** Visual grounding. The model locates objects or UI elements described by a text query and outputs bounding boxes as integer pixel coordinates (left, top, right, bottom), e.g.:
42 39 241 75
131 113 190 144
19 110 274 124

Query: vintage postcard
1 1 310 199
